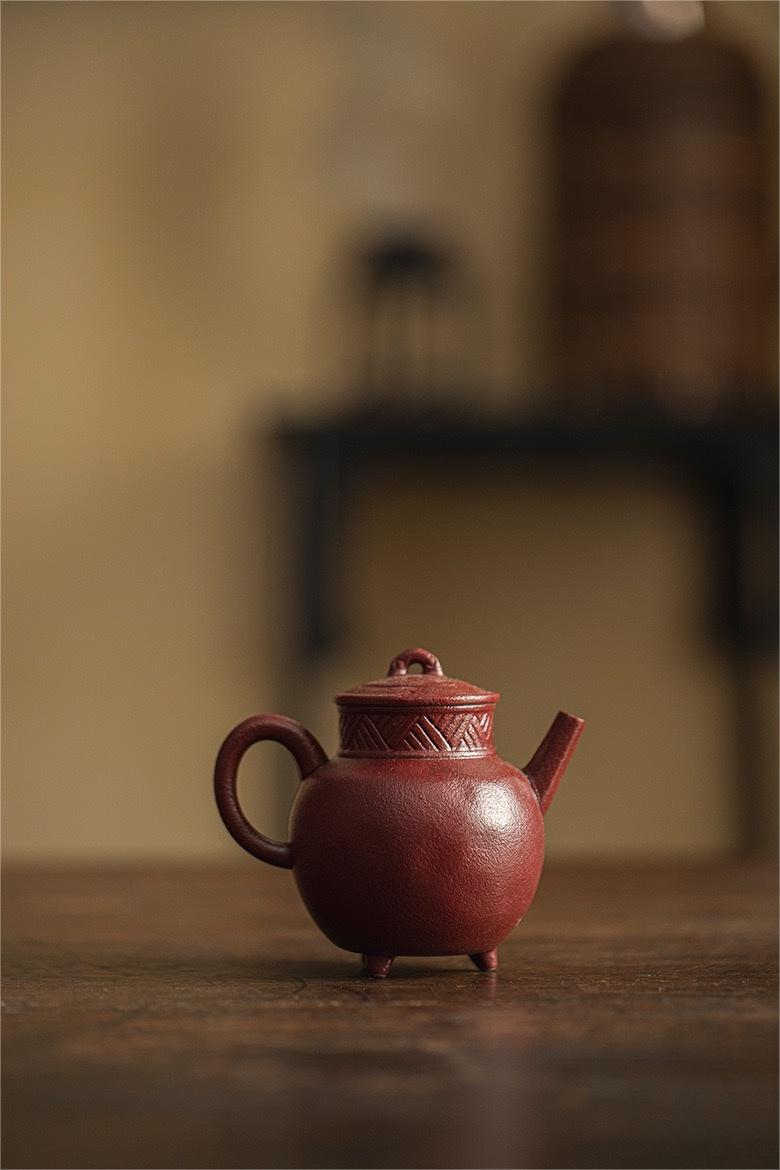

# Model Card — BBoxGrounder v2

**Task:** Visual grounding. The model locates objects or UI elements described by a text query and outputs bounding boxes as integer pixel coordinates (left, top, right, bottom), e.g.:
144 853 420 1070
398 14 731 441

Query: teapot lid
336 648 499 708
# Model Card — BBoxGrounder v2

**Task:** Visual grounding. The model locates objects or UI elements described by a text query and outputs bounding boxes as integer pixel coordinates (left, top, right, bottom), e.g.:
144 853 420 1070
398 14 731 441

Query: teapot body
290 752 544 957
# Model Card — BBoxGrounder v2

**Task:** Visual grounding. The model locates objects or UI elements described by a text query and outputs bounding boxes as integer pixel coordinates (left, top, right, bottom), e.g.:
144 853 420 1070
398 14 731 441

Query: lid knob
387 648 443 678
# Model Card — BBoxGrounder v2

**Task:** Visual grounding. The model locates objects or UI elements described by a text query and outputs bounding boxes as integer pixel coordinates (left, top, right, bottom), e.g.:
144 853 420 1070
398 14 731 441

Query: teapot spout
524 711 584 815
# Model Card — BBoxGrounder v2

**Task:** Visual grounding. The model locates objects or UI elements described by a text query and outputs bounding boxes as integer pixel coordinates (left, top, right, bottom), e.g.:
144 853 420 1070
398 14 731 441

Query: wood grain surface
2 861 777 1169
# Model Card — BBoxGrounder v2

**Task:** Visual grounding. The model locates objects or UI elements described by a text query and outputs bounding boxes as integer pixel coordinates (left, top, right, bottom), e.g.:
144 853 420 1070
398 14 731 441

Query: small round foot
362 954 394 979
469 948 498 972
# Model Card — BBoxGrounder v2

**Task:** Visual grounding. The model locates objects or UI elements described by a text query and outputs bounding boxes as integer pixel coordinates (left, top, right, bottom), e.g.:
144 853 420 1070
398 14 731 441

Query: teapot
214 647 584 978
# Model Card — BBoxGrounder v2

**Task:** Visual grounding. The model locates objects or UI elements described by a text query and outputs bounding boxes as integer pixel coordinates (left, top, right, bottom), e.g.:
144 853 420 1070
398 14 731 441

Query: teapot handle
214 714 328 868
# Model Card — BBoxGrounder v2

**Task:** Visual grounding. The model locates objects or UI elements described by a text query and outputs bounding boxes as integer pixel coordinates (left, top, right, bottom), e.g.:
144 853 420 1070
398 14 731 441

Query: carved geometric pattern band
339 708 494 756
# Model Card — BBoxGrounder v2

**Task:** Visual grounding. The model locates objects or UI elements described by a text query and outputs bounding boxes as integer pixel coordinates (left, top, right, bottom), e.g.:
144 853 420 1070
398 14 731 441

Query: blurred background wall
3 0 777 861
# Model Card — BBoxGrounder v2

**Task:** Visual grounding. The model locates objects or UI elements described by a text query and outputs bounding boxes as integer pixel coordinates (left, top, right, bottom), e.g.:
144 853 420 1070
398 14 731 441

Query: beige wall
3 1 777 860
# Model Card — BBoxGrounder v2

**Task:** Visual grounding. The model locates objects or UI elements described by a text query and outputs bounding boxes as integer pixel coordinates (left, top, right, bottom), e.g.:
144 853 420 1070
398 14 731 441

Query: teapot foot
469 949 498 972
362 954 394 979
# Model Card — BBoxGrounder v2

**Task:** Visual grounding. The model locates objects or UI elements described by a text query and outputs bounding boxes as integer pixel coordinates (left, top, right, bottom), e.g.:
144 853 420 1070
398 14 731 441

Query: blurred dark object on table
351 232 479 409
551 0 776 418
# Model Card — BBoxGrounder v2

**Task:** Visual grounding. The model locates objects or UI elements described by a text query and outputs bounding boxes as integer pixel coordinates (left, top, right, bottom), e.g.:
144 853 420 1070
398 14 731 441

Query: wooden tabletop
3 860 777 1169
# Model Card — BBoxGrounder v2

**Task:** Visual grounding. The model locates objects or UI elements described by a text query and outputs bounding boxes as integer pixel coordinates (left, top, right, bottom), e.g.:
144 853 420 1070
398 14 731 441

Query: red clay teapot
214 648 584 977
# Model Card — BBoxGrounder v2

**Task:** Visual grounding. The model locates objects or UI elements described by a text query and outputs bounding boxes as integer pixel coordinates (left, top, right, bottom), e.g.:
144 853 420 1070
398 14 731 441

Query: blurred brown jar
552 4 775 416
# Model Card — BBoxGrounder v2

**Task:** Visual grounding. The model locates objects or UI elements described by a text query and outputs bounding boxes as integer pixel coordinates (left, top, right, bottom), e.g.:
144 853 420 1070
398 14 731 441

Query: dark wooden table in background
3 861 777 1169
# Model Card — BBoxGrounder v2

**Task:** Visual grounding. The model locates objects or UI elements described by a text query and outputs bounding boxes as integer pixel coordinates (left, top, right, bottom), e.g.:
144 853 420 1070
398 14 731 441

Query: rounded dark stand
469 949 498 972
362 955 394 979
